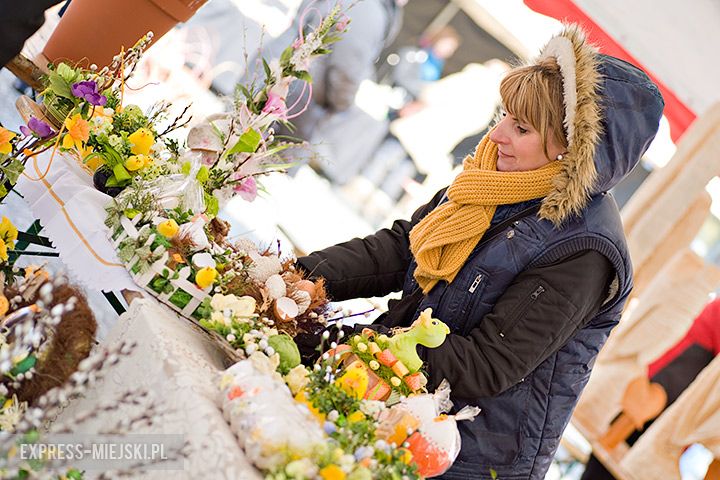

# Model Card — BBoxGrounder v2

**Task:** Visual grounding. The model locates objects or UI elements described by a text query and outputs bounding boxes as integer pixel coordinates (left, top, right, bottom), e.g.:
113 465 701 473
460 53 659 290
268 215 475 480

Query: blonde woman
298 25 663 479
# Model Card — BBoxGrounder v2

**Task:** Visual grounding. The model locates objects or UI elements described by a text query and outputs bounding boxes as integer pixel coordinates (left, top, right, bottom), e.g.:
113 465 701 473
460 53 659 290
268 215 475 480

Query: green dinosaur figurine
388 308 450 373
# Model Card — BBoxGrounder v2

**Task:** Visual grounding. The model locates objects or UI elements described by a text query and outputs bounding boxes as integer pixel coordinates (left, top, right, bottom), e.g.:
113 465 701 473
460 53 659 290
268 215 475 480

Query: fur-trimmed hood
536 25 664 225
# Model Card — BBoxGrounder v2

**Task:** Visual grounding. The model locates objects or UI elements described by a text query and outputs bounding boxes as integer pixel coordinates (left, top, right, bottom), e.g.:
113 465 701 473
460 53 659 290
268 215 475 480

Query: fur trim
539 36 577 146
537 24 604 226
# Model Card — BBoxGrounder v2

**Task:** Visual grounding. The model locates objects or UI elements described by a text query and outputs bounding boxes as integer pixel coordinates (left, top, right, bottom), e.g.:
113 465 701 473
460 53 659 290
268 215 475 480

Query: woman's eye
517 126 528 134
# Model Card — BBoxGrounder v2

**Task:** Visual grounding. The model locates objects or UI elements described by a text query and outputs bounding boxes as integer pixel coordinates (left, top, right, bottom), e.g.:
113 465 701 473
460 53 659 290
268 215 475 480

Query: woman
297 25 663 479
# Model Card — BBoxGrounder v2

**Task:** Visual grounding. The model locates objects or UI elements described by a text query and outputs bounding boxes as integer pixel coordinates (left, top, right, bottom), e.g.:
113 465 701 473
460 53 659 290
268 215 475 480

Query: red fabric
523 0 696 142
647 299 720 378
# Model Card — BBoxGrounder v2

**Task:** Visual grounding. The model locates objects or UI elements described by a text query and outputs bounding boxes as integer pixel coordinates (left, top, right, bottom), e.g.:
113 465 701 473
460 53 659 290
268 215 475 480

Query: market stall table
53 297 261 479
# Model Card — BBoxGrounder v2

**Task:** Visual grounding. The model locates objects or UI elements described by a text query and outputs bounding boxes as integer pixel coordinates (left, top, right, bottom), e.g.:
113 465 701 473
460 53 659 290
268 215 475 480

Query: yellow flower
0 238 7 262
157 219 179 238
125 154 147 171
398 448 413 464
0 295 9 316
0 216 18 246
85 154 104 171
128 128 154 155
336 361 369 399
347 411 365 423
319 465 346 480
62 114 90 151
0 127 16 155
195 267 218 288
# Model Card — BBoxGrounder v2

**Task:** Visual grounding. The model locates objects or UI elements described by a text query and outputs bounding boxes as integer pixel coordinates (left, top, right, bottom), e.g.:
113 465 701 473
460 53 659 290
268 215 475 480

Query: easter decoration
0 4 350 355
328 308 450 400
219 307 478 478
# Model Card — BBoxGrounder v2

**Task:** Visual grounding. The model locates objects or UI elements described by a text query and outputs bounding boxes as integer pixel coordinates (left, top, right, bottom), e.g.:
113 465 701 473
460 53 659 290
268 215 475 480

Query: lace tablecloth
54 298 261 479
16 151 140 292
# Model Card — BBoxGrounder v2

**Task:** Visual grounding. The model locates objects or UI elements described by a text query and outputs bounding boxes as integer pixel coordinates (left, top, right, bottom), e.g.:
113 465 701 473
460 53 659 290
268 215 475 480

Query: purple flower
19 116 55 139
71 80 107 106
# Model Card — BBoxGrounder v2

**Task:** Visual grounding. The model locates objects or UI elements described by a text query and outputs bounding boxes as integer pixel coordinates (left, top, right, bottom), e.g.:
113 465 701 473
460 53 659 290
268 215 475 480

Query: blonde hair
499 58 568 160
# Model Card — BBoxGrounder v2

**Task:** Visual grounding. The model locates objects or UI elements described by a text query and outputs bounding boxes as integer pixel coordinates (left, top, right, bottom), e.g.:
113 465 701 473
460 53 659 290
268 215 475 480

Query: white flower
192 252 216 268
248 351 281 378
178 219 210 251
107 134 124 151
210 294 257 319
0 396 27 432
210 311 228 326
285 458 317 478
284 365 310 395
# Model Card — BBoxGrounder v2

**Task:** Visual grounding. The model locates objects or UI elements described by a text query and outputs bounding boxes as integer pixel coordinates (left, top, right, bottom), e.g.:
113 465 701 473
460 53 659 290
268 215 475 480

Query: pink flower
292 37 304 49
233 175 258 202
336 14 350 32
261 91 288 120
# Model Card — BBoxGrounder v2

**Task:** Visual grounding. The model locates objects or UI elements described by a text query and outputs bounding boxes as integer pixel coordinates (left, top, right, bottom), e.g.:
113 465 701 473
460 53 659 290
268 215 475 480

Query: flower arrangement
0 122 56 203
220 316 473 479
36 34 195 196
97 4 349 346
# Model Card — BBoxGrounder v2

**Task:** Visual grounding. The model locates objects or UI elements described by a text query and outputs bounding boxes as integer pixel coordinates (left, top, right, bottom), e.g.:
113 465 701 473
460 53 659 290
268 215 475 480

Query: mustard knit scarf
409 133 563 293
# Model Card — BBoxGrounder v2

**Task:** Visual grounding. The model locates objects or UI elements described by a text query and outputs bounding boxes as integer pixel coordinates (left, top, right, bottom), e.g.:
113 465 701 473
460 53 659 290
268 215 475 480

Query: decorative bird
388 308 450 373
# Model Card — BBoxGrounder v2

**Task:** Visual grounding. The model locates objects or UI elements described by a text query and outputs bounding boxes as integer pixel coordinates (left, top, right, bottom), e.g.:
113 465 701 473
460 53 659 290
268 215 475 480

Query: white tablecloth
54 298 260 479
16 151 140 292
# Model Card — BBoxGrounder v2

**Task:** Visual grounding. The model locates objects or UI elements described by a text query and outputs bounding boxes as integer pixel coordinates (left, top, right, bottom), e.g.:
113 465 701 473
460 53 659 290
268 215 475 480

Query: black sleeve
423 250 614 398
297 188 447 301
0 0 62 66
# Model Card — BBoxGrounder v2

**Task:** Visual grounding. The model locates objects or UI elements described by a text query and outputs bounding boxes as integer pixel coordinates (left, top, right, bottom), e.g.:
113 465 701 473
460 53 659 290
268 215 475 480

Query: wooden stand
598 377 667 451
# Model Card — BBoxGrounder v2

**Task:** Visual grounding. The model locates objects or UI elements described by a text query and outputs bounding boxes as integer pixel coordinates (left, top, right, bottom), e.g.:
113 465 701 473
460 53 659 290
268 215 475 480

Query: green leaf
204 192 219 217
262 58 272 80
1 158 25 184
66 468 84 480
102 144 123 167
292 70 313 83
105 175 121 187
56 62 79 83
47 72 74 100
196 166 209 183
227 128 261 155
10 355 37 375
112 163 132 182
181 161 192 175
490 468 498 480
279 46 294 66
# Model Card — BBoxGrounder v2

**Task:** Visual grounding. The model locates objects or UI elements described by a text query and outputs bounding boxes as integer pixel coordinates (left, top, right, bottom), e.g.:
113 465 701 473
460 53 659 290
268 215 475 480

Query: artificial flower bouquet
219 310 478 479
0 121 56 203
36 33 193 196
81 5 346 348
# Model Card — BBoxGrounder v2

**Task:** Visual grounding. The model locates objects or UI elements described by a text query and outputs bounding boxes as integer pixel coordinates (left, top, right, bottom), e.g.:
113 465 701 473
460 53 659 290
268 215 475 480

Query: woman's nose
490 121 508 144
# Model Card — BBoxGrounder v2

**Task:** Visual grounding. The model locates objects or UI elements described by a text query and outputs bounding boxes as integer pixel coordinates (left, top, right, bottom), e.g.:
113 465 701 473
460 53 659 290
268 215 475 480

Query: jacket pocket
497 283 547 338
437 267 489 332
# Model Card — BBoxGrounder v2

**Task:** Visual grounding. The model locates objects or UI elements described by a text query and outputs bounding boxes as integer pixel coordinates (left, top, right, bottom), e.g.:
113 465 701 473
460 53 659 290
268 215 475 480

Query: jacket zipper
499 285 546 338
468 274 484 293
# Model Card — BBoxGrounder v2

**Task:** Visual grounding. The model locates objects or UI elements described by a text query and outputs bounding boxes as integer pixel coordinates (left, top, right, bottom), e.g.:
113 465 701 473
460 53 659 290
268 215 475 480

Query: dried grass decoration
0 269 97 408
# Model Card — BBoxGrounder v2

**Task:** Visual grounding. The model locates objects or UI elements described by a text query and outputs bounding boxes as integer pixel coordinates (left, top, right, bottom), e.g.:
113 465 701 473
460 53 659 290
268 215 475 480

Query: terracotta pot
43 0 207 68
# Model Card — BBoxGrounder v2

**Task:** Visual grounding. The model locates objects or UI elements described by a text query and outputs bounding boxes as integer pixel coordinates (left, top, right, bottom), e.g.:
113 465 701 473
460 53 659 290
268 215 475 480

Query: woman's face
489 112 565 172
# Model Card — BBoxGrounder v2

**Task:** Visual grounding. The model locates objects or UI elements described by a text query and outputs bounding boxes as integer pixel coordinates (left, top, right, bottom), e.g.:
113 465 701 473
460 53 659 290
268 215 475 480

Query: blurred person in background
244 0 404 142
581 297 720 480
